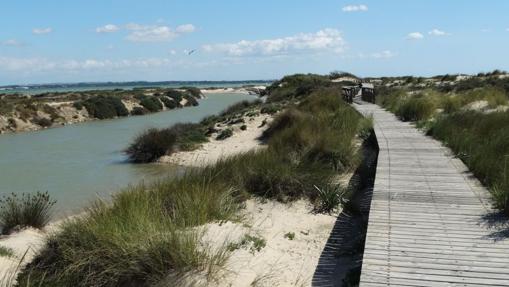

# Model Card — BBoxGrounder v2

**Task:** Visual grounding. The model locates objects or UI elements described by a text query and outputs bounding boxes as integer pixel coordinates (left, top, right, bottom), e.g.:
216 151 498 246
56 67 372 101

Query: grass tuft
0 192 56 235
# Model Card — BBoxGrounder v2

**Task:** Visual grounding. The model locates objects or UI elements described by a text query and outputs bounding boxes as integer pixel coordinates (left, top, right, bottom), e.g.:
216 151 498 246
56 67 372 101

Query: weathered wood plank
354 102 509 287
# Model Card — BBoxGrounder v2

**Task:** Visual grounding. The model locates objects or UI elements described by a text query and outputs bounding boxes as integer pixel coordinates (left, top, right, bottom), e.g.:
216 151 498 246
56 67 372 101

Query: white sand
159 114 270 167
198 199 339 287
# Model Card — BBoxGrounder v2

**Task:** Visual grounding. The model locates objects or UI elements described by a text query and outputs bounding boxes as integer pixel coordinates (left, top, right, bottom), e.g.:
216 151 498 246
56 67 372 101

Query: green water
0 93 254 217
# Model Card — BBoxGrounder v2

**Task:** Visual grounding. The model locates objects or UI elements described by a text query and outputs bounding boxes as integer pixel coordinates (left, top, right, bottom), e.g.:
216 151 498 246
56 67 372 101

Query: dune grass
17 174 240 286
428 111 509 214
16 74 370 286
0 192 56 235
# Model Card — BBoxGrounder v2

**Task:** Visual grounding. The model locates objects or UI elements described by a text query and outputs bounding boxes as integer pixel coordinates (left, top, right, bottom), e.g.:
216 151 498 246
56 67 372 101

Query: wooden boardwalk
354 102 509 287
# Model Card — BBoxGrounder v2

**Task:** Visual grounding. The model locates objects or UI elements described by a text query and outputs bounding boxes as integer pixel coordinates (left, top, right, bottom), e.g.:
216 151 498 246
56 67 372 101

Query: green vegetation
138 96 163 112
283 232 295 240
314 185 345 214
18 175 239 286
429 111 509 214
183 94 199 106
80 96 129 119
130 107 148 116
126 123 207 163
17 74 371 286
158 96 180 109
216 128 233 140
0 246 14 258
0 192 56 235
227 234 266 253
376 74 509 215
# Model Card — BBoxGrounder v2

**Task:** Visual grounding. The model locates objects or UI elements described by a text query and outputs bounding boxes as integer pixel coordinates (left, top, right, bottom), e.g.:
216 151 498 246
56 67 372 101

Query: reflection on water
0 93 254 217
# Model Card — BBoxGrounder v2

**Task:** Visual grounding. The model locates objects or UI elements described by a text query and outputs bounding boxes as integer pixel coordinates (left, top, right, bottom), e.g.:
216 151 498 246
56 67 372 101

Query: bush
183 95 199 107
126 123 207 163
130 107 147 116
159 96 180 109
0 246 14 257
33 117 53 127
165 90 185 103
183 87 202 98
81 96 129 119
266 74 331 103
216 129 233 140
139 96 163 112
0 192 56 235
240 125 247 131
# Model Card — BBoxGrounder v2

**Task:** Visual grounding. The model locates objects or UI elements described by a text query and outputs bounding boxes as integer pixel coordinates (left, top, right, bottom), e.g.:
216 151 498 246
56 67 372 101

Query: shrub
73 102 83 110
0 192 56 235
284 232 295 240
81 96 129 119
260 103 281 115
240 125 247 131
0 246 14 257
130 107 147 116
139 96 163 112
183 95 199 107
183 87 202 98
165 90 185 103
126 123 207 163
216 129 233 140
266 74 331 103
159 96 180 109
126 128 177 163
33 117 53 127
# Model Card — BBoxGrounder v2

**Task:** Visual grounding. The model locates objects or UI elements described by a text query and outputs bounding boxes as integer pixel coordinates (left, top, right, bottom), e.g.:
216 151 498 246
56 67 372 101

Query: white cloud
32 27 52 35
96 24 119 33
370 50 396 59
0 56 177 73
1 39 24 46
506 28 509 32
176 24 196 33
428 28 450 36
342 4 368 12
203 28 346 57
407 32 424 40
169 49 177 55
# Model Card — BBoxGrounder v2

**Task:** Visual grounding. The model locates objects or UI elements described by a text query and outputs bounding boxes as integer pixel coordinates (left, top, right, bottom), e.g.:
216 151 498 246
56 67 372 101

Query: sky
1 0 509 85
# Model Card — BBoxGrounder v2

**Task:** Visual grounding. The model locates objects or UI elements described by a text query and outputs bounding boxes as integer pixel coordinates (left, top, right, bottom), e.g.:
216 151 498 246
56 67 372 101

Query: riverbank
0 86 265 134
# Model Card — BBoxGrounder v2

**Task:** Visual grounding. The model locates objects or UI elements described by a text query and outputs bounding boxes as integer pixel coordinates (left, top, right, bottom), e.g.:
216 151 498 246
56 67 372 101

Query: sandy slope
200 200 339 287
159 114 270 167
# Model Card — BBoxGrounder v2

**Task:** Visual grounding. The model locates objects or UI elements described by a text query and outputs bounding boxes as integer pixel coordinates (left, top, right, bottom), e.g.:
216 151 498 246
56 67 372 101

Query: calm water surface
0 93 253 217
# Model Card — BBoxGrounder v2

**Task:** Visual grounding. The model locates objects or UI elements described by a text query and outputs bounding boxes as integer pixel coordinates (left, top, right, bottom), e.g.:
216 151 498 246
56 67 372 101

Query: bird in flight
187 49 196 55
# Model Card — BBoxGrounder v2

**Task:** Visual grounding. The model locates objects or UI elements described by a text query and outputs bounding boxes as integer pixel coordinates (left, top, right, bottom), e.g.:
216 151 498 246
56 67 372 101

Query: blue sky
1 0 508 85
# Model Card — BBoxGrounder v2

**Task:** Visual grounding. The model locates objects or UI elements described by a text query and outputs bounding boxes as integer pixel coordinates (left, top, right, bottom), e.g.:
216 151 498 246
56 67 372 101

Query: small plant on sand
216 129 233 140
228 234 266 254
0 246 14 257
313 185 345 214
284 232 295 240
240 125 247 131
0 192 56 235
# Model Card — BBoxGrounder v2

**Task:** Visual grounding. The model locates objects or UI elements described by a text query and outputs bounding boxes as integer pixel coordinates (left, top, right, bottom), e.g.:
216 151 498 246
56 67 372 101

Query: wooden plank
353 102 509 287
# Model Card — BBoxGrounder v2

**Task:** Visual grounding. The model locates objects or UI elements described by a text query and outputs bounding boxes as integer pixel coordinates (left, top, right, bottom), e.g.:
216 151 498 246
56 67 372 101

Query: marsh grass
0 192 56 235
